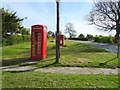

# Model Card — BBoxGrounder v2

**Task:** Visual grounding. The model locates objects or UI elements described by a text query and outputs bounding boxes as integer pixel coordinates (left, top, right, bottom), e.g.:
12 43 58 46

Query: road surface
69 40 119 53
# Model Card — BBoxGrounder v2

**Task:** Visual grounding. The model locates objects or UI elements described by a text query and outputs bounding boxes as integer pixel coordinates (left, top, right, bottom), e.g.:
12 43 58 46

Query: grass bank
1 40 119 89
1 40 118 68
37 40 118 68
2 71 118 88
2 42 31 66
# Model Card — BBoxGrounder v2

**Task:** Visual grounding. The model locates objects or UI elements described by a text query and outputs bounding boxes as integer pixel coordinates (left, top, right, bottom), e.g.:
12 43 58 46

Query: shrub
94 36 101 43
86 34 94 41
2 35 30 46
69 37 89 41
69 38 80 40
94 36 114 44
22 35 30 42
79 37 89 41
78 34 85 38
2 38 7 46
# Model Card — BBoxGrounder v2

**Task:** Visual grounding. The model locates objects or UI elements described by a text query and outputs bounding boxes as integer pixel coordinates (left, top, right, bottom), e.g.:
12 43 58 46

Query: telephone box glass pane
32 32 41 57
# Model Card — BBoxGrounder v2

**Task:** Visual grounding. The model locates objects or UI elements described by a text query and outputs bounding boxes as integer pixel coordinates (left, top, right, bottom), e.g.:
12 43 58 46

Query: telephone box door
31 25 47 60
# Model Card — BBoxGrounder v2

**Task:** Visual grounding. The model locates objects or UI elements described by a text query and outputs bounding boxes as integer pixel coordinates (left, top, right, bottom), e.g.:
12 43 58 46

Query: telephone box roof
32 24 47 28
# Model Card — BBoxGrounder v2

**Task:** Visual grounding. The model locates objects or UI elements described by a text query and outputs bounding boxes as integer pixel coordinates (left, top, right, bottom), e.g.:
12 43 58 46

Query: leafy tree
87 0 120 43
1 8 26 38
48 31 54 36
86 34 94 40
78 34 85 38
47 30 55 38
51 33 55 38
65 23 77 38
21 28 29 35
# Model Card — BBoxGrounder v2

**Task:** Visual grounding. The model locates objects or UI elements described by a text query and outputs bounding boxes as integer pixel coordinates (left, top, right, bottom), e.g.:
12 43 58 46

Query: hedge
69 37 88 41
2 35 31 46
94 36 114 44
69 36 114 44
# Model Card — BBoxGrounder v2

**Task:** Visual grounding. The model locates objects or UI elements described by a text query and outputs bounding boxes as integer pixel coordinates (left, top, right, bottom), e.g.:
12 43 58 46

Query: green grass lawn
1 39 119 88
2 71 118 88
2 40 118 68
2 42 30 59
37 40 118 68
2 42 31 66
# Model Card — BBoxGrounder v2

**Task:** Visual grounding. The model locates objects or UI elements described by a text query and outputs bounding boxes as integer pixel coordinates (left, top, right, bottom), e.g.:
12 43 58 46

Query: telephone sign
31 24 47 60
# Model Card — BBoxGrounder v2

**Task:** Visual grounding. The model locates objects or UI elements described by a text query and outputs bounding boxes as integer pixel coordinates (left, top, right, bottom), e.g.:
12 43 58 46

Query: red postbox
58 35 64 46
31 24 47 60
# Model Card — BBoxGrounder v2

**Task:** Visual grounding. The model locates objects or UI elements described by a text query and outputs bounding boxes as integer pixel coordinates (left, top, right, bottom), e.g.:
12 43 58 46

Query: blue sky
1 0 115 37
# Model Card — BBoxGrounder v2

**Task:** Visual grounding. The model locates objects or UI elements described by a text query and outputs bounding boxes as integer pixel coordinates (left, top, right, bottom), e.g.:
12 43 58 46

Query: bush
86 34 94 41
94 37 101 43
69 38 80 40
78 34 85 38
69 36 114 44
69 37 89 41
2 35 30 46
79 37 89 41
2 38 7 46
22 35 31 42
94 36 114 44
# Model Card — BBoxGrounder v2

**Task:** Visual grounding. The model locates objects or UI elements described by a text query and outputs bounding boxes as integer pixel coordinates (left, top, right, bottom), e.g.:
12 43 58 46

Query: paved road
69 40 119 53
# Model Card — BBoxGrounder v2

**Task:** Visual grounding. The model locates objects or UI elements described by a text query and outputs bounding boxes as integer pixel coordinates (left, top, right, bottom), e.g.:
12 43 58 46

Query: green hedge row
69 36 114 44
94 36 114 44
69 37 89 41
2 35 31 46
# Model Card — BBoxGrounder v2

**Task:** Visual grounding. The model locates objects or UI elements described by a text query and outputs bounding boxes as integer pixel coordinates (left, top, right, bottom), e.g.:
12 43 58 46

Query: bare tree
87 0 120 42
65 23 77 38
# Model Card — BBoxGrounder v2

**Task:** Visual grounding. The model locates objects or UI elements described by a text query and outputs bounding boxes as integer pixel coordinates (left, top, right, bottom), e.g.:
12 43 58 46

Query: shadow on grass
39 61 59 68
3 71 30 73
80 48 108 53
3 67 39 73
2 57 31 66
2 61 60 73
99 57 118 66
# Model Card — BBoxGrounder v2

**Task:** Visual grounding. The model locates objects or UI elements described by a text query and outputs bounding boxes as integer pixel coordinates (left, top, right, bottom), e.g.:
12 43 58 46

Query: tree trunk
69 33 72 38
114 30 120 43
114 21 120 43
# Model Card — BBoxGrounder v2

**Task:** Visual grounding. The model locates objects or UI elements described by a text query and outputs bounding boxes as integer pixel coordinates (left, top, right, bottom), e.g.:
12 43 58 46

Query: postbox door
58 35 64 46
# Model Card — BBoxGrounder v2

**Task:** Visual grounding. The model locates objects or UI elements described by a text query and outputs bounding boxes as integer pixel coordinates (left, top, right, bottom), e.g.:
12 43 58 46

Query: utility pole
56 0 60 63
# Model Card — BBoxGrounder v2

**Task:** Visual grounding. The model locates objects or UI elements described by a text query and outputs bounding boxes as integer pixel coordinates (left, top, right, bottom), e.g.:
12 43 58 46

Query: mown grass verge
1 40 119 68
1 39 119 89
2 71 118 88
37 40 118 68
1 42 31 66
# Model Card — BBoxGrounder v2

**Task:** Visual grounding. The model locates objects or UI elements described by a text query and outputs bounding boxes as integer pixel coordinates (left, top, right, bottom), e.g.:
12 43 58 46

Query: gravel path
69 40 119 53
1 66 118 75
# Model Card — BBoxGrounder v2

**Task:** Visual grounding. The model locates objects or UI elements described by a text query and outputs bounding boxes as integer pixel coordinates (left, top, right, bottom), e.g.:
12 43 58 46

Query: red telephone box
31 24 47 60
58 35 64 46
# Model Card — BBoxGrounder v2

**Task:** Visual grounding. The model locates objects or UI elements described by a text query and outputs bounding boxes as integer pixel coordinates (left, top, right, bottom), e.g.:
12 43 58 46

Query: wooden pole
56 0 60 63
